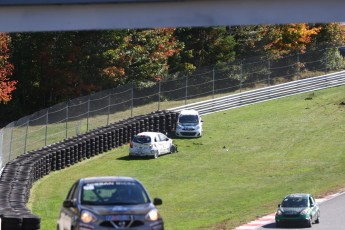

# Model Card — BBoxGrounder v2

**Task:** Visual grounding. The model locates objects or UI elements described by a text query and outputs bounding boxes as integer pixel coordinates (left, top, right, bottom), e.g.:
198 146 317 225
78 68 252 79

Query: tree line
0 23 344 126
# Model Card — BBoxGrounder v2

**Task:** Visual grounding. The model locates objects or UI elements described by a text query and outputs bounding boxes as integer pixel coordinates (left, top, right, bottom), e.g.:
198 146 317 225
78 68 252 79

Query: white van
175 109 203 137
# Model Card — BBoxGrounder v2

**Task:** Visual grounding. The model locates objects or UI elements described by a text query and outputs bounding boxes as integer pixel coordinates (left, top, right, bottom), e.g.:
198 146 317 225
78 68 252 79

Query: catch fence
0 47 343 169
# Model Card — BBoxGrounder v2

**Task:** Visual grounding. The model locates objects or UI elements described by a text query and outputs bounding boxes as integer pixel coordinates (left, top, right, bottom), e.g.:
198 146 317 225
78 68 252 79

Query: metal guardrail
169 71 345 115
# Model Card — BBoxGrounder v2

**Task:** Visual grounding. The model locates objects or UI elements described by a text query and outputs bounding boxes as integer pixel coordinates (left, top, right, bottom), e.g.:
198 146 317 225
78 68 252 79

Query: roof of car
285 193 310 199
136 132 163 137
179 109 199 115
80 176 138 184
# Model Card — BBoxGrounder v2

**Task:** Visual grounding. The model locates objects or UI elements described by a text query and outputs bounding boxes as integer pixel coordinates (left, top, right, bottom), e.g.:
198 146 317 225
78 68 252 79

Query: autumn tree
261 24 321 59
0 33 16 104
101 28 183 87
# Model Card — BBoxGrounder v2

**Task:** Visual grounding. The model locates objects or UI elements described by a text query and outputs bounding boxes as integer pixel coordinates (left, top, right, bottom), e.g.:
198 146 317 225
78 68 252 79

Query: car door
309 196 318 221
158 133 170 153
58 182 79 230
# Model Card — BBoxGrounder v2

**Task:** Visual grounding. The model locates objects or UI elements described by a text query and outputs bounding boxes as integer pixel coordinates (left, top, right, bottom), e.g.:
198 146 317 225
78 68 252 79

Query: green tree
171 27 236 69
101 28 183 87
311 23 345 48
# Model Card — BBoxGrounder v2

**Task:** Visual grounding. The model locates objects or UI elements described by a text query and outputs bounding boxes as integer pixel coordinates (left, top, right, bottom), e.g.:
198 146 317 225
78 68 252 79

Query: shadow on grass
261 222 311 229
117 152 176 161
116 156 151 161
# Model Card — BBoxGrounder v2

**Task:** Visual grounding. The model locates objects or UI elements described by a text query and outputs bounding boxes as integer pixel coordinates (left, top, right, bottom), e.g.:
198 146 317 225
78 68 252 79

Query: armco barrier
0 110 179 230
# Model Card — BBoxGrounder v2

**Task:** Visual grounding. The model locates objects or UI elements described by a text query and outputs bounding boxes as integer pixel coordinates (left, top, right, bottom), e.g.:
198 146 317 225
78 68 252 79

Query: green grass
28 85 345 230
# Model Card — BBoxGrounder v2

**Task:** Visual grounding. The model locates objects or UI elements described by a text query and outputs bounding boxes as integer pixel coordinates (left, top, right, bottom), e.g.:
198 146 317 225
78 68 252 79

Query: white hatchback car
175 109 203 137
129 132 176 159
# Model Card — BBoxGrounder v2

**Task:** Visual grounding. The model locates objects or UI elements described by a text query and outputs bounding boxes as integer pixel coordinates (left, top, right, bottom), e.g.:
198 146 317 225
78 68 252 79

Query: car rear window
133 135 151 143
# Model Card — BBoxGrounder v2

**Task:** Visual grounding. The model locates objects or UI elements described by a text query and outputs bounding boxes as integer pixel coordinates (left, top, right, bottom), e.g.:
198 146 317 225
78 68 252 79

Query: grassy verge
28 85 345 230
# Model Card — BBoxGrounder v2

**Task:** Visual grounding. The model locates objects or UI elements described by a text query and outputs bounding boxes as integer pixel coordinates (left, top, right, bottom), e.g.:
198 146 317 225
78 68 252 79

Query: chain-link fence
0 47 343 169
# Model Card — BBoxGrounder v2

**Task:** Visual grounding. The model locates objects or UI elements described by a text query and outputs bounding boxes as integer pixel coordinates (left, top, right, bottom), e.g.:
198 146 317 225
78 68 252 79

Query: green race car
275 193 320 228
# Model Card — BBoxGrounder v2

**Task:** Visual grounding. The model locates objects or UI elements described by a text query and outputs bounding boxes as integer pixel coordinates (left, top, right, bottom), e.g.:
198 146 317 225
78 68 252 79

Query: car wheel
153 151 159 159
306 218 312 228
275 222 282 228
315 214 320 224
170 145 177 153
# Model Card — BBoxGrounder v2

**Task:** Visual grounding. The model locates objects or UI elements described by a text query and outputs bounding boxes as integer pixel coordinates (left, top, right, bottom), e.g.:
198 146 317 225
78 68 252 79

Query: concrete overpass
0 0 345 32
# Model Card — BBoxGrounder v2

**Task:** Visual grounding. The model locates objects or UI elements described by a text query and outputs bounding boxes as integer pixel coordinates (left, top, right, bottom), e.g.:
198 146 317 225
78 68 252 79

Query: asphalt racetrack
235 192 345 230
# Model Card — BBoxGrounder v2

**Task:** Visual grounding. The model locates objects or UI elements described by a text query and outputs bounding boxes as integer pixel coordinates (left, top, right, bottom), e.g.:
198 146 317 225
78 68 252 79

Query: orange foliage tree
262 24 321 58
0 33 16 103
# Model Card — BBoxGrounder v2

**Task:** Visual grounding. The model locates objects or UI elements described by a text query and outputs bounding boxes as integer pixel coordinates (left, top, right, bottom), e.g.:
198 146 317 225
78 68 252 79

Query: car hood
280 207 308 214
81 203 156 215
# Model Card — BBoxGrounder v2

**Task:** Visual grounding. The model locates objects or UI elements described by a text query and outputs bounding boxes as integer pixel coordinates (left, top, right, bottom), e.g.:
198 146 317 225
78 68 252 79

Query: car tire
275 222 282 228
170 145 177 153
153 151 159 159
315 214 320 224
306 218 312 228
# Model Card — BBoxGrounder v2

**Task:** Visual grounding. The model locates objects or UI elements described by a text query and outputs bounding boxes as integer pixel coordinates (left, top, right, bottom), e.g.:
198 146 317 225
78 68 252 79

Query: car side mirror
278 204 281 208
153 197 163 206
63 199 76 208
310 203 314 207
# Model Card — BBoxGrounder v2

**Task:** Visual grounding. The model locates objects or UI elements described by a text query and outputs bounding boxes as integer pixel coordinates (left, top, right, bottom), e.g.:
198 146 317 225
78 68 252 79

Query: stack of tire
0 110 179 230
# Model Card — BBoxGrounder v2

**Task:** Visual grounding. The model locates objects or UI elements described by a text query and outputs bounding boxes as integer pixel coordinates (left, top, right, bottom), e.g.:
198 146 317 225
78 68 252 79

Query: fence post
9 125 14 161
185 75 188 105
240 62 243 93
23 120 30 155
131 86 134 117
158 80 161 111
66 101 69 139
296 52 300 80
267 59 271 86
45 109 48 146
107 93 111 125
87 95 90 132
212 67 215 99
325 49 328 72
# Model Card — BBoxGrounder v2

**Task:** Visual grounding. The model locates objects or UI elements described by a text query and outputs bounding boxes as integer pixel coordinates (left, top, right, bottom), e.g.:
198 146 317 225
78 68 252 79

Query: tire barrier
0 110 179 230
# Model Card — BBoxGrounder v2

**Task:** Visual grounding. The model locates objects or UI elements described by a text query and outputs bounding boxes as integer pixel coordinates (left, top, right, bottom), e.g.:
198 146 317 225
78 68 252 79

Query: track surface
234 192 345 230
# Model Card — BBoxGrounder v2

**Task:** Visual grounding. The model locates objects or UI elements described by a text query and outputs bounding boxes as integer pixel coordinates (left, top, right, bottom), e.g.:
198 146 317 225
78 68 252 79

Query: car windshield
81 181 149 205
133 135 151 144
179 115 198 123
281 196 308 208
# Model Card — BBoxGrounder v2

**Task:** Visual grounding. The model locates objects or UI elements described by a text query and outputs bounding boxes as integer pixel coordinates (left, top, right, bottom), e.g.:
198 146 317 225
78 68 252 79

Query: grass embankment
28 85 345 230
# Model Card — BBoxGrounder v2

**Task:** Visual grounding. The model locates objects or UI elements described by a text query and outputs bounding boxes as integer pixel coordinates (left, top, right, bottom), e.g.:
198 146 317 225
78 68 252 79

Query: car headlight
80 210 97 223
276 209 283 215
300 208 309 215
145 209 160 221
177 124 183 129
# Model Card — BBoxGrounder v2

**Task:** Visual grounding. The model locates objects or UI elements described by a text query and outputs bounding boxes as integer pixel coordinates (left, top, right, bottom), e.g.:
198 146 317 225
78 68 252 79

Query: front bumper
76 218 164 230
275 214 310 225
175 129 201 137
